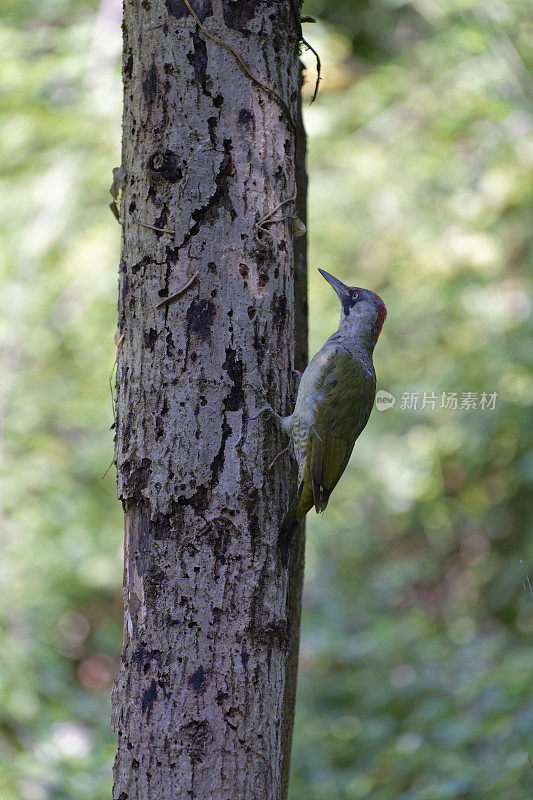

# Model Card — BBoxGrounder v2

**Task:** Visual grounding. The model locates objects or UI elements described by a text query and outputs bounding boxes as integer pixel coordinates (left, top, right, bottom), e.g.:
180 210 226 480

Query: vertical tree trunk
111 2 307 799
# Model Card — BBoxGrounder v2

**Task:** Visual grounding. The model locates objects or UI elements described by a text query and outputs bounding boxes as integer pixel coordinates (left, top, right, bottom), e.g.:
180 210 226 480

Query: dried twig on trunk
156 271 199 310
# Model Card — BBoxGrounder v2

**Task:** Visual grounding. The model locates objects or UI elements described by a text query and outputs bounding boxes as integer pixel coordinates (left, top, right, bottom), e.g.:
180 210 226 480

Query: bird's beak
318 268 351 305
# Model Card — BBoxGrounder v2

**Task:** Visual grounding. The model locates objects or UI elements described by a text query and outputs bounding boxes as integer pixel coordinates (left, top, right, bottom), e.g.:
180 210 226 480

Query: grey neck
331 316 376 356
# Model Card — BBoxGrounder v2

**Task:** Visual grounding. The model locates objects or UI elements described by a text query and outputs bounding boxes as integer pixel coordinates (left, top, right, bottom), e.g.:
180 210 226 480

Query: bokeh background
1 0 532 798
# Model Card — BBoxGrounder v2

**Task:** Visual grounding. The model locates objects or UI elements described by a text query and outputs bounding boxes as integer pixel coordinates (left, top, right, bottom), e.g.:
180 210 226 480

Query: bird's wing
306 347 376 513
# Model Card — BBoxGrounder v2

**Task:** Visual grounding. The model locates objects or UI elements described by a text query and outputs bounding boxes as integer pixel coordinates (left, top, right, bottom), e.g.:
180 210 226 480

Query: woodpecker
258 269 387 565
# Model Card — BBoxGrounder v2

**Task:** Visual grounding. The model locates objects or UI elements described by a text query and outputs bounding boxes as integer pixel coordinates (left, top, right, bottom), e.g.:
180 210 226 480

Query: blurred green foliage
0 2 121 797
0 0 532 798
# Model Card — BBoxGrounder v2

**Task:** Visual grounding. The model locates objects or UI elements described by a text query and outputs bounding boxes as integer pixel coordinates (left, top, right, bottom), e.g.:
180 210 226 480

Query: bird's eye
351 291 359 300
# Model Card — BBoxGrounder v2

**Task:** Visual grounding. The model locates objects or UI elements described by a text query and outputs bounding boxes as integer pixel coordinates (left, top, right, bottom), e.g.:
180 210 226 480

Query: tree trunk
111 2 307 799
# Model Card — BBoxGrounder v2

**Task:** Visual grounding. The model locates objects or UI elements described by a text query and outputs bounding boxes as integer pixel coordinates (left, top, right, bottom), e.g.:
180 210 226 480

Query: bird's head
318 268 387 347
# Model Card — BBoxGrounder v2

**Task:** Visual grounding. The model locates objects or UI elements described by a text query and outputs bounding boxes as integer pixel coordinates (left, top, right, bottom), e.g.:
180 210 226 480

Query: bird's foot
247 404 283 422
245 382 284 424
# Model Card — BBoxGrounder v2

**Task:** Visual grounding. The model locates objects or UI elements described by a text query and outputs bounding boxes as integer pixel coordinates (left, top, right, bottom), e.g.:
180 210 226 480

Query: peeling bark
111 2 307 798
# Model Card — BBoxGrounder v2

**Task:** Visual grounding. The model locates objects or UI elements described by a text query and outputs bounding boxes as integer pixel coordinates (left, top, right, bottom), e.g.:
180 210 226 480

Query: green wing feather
306 348 376 512
279 346 376 562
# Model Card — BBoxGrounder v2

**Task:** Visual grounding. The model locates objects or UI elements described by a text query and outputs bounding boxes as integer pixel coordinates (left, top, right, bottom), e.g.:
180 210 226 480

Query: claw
244 382 289 428
247 405 278 422
245 381 268 402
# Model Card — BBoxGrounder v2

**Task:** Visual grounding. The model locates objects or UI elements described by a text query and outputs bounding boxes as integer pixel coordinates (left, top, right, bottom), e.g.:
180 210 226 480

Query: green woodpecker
258 269 387 564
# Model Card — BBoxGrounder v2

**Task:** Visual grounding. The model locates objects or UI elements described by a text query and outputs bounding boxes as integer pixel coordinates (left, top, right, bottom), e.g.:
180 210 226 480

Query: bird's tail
278 492 302 567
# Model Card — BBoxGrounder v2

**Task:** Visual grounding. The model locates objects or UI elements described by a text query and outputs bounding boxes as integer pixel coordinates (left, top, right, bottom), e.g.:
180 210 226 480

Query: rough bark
280 65 308 797
111 2 306 799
